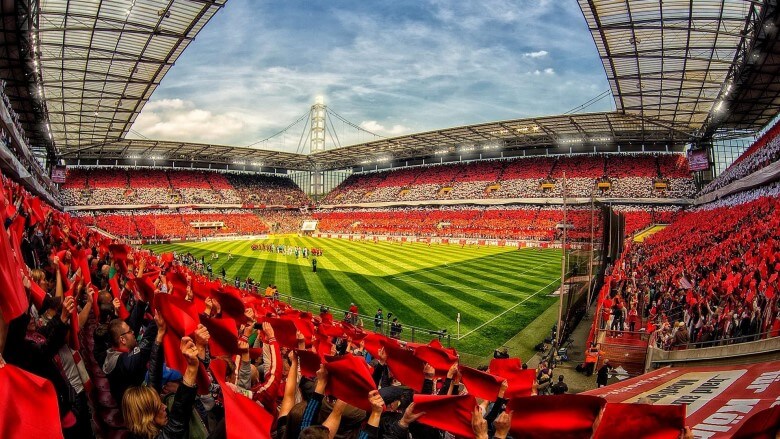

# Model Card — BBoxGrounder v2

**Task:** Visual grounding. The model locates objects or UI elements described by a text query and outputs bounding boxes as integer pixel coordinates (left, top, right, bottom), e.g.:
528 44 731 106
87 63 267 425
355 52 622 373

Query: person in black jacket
122 325 201 439
102 300 158 404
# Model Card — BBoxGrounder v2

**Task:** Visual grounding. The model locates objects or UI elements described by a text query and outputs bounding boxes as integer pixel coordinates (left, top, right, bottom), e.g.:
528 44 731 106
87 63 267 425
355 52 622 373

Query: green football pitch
146 236 562 358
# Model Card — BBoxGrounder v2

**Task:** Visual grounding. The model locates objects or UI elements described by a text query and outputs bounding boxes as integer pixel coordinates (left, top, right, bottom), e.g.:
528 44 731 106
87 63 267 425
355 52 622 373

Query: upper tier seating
59 169 310 207
701 120 780 194
321 154 695 204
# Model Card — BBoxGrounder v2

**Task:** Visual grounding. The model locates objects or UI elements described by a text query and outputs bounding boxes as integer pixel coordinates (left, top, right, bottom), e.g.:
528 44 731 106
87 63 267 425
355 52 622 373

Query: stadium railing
279 294 453 347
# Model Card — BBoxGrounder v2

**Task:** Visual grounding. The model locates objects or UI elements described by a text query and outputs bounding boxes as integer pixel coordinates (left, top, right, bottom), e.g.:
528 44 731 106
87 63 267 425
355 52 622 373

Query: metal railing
280 294 452 347
649 328 777 351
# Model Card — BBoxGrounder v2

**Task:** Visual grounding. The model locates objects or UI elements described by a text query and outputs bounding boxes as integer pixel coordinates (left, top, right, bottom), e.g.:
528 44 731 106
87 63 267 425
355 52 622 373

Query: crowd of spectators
1 80 59 196
59 169 311 207
1 168 707 439
592 184 780 352
701 120 780 194
313 205 659 242
0 79 32 158
322 154 696 205
74 208 311 240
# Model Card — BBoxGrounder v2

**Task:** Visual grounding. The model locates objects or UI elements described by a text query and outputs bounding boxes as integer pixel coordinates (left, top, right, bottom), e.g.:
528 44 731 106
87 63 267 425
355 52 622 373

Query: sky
129 0 614 153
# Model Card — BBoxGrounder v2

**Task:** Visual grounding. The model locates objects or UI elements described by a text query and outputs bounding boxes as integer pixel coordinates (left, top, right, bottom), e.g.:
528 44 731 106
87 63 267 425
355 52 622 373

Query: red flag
108 277 130 320
732 405 780 439
213 286 246 322
414 344 458 376
29 281 48 310
153 293 211 393
459 365 504 401
363 332 396 358
133 270 159 302
323 354 377 412
29 196 45 224
0 364 64 438
166 270 190 299
72 248 92 287
160 252 174 264
286 316 314 341
318 322 346 338
108 244 130 274
190 277 217 302
383 342 425 393
412 394 476 438
200 317 240 357
594 403 685 439
489 358 534 398
211 359 274 439
508 395 606 439
295 349 322 378
0 207 27 320
64 275 81 351
262 318 298 349
316 335 333 359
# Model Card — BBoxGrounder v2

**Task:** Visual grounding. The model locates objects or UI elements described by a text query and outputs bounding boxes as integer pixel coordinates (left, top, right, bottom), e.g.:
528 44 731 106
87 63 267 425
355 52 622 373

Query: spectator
550 375 568 394
597 359 615 388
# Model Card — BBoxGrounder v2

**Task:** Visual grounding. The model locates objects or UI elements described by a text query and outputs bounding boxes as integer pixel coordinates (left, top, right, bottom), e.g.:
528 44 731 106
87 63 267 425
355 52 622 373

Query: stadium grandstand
0 1 779 438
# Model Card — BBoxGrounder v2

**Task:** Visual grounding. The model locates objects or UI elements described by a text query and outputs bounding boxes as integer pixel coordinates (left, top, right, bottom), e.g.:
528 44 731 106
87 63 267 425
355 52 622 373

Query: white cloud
523 50 548 58
142 98 187 111
129 0 611 151
529 68 556 76
360 121 409 136
131 100 246 144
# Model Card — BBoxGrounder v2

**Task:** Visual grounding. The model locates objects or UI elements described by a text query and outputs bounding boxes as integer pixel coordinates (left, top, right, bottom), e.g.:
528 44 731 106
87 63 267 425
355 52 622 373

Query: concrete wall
646 337 780 371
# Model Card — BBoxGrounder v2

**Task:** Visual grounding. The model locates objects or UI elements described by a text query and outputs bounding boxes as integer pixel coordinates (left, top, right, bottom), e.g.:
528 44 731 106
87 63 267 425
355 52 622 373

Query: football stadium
0 1 779 438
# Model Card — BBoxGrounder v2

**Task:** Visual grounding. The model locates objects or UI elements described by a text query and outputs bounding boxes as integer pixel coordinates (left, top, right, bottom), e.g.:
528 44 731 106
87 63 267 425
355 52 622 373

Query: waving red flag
0 205 27 320
382 342 425 392
508 395 606 439
262 318 298 349
213 285 246 322
732 405 780 439
414 343 458 376
296 349 322 378
133 270 160 302
459 365 504 401
412 394 476 438
211 359 274 439
107 276 130 320
200 317 240 357
489 357 534 398
324 354 377 412
166 270 190 299
0 364 64 438
108 244 130 273
64 275 81 350
29 281 47 310
593 403 685 439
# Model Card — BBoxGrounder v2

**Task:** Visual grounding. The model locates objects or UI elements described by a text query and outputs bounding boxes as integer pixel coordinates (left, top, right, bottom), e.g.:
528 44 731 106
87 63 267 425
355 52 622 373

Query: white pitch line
458 276 561 340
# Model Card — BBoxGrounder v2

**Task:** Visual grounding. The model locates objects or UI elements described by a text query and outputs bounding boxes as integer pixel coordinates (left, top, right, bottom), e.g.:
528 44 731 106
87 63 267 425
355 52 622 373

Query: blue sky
130 0 614 152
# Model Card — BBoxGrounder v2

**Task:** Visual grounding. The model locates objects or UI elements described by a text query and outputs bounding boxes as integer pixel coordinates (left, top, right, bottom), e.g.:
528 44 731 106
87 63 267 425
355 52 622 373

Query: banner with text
584 362 780 438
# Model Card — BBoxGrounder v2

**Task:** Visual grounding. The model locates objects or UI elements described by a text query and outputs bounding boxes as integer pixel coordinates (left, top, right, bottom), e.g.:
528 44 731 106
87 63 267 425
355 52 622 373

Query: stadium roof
63 111 693 171
579 0 780 137
309 111 693 170
6 0 780 175
36 0 226 149
63 138 313 170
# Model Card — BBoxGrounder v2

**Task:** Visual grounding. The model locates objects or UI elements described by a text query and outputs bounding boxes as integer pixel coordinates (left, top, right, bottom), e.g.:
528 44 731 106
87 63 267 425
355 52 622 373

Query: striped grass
146 236 562 358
